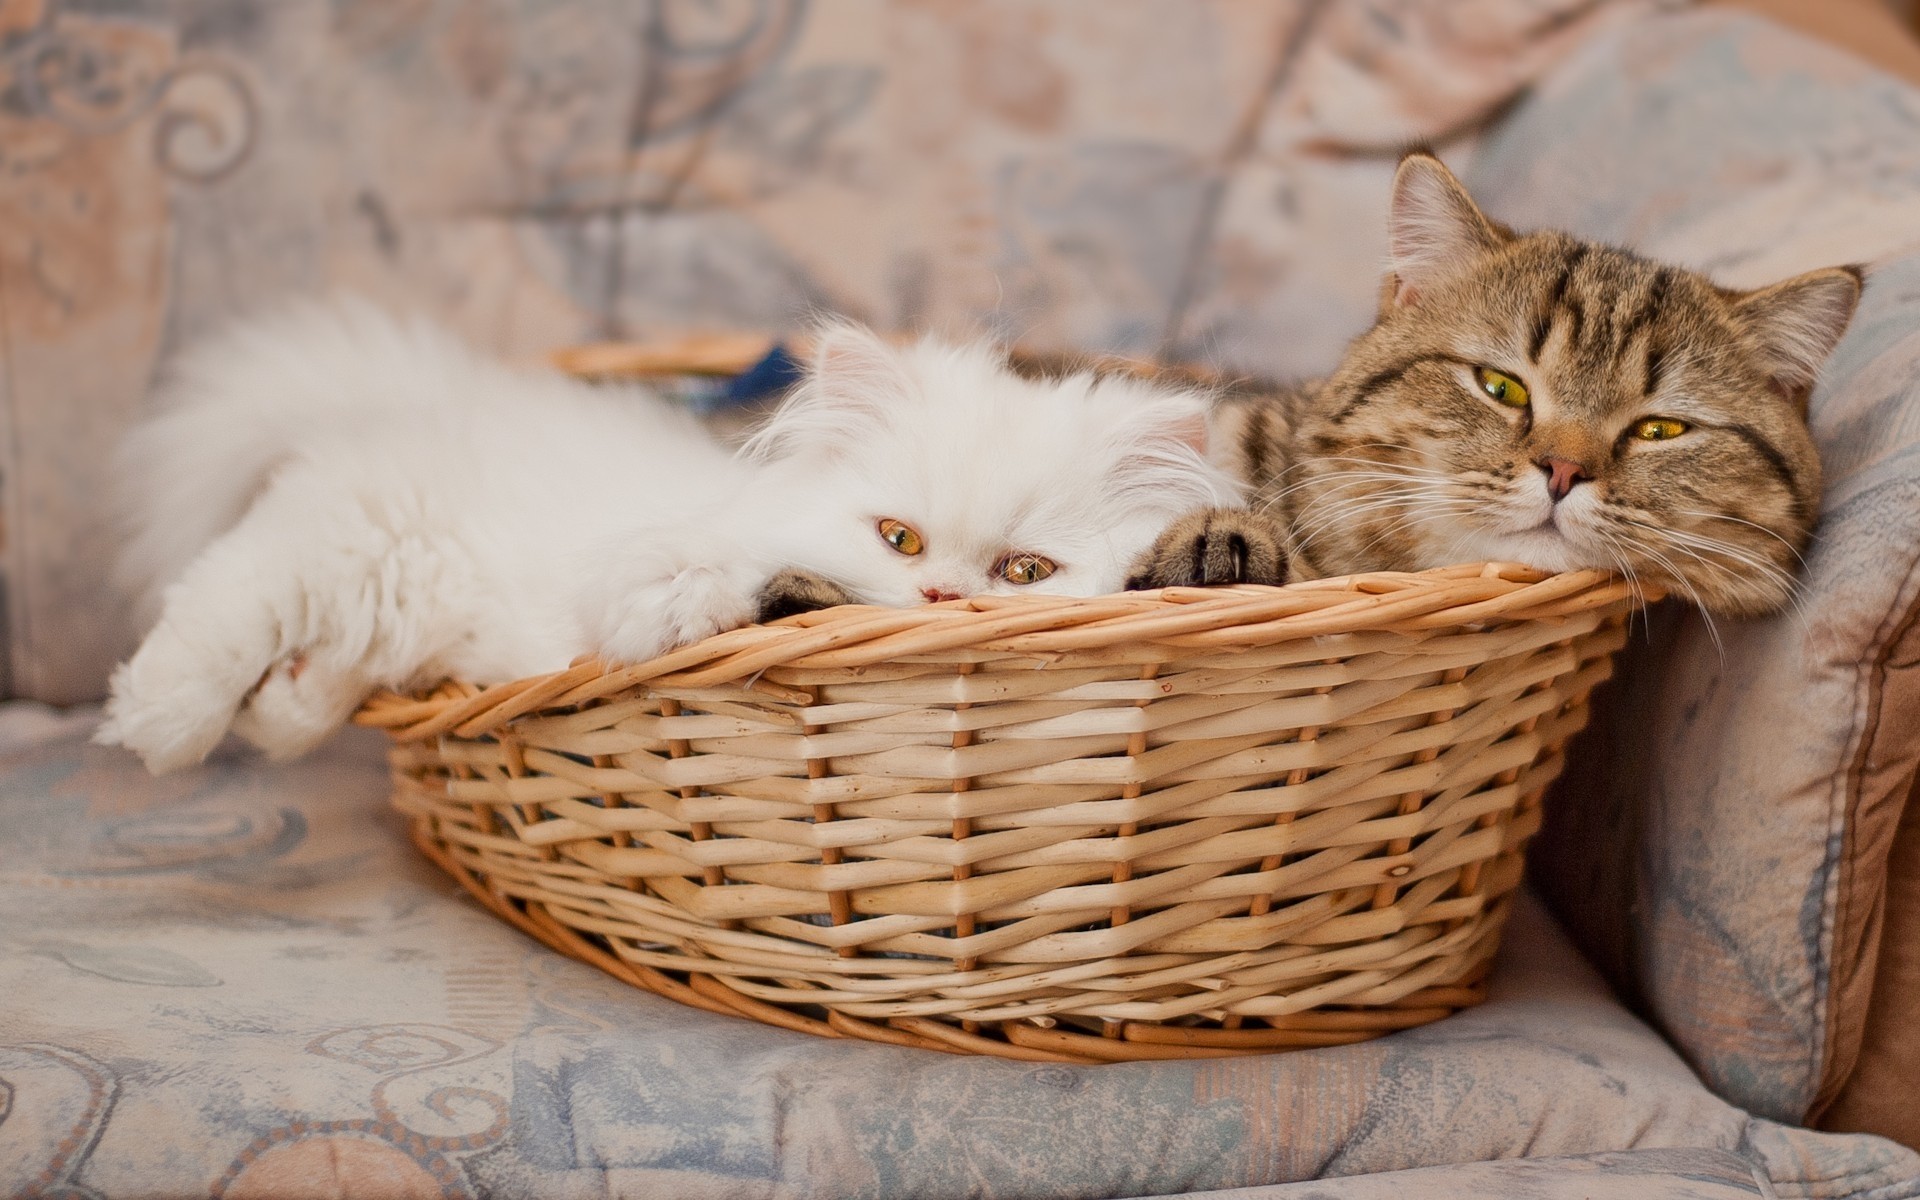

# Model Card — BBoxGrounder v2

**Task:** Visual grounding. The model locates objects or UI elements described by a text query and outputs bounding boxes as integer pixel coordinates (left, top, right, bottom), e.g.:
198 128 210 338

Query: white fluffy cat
98 301 1242 773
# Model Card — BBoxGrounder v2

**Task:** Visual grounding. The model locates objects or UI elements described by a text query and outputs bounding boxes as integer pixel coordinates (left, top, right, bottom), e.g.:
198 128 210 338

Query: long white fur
98 302 1242 773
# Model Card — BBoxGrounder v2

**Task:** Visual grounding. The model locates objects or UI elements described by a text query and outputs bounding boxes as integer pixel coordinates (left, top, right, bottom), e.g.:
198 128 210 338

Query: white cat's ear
807 322 908 394
1095 377 1209 454
1732 266 1864 402
1096 382 1228 502
1386 153 1504 308
744 322 904 461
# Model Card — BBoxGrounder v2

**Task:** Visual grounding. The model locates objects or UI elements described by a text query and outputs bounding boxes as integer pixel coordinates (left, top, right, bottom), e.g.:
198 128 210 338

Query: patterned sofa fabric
1 713 1915 1200
1471 8 1920 1127
1173 1149 1777 1200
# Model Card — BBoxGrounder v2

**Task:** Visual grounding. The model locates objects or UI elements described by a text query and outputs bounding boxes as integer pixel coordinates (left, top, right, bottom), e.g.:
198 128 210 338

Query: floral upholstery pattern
1 714 1914 1199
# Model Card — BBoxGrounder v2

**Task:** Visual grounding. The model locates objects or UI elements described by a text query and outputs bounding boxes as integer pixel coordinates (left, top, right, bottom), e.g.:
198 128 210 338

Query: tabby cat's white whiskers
1585 525 1657 638
1676 510 1812 568
1290 487 1477 559
1291 491 1475 545
1618 517 1812 634
1341 508 1487 567
1624 535 1729 656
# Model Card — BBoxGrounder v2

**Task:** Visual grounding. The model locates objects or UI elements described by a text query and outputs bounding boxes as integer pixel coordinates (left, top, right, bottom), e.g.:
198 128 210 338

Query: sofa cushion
1469 7 1920 1125
1821 775 1920 1150
2 713 1913 1199
1172 1149 1775 1199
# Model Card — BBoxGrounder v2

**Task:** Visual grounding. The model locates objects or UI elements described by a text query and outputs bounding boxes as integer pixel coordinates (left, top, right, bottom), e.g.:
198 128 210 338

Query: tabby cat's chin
1432 527 1590 577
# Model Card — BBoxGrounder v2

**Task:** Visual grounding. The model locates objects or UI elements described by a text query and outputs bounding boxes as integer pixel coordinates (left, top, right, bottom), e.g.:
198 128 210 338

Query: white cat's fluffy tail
110 297 476 623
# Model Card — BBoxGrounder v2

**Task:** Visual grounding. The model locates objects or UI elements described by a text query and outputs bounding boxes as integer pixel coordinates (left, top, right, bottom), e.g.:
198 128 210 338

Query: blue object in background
718 343 805 409
659 342 804 415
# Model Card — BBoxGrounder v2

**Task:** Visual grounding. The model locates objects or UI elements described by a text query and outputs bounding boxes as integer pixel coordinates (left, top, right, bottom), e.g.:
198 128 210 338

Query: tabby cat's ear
1731 266 1864 404
1386 152 1504 308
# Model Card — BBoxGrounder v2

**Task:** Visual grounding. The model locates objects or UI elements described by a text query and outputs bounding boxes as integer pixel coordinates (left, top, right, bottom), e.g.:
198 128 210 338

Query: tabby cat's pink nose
921 587 962 603
1537 456 1590 502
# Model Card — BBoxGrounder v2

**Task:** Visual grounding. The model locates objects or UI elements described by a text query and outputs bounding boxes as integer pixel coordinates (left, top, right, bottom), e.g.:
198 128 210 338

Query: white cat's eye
877 518 924 556
996 552 1057 585
1632 417 1689 441
1474 366 1531 408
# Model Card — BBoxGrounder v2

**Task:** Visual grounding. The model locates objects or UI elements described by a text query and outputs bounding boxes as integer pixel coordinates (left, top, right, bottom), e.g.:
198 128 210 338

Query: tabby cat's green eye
1632 418 1689 441
1475 367 1531 408
997 552 1057 585
878 518 924 556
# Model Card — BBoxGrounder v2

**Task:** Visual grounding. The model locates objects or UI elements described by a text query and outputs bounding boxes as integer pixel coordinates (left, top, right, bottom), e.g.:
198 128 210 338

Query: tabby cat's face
1292 154 1861 617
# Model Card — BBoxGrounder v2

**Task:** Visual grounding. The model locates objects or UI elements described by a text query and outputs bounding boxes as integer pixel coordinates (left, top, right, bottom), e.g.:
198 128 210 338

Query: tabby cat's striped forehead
1436 232 1747 396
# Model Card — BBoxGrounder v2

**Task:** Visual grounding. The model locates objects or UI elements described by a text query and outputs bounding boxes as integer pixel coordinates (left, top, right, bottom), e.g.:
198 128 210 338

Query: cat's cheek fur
765 504 921 609
1444 526 1589 577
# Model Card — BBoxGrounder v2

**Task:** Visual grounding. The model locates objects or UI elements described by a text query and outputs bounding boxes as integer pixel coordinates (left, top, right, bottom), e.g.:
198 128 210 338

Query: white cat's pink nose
920 587 963 603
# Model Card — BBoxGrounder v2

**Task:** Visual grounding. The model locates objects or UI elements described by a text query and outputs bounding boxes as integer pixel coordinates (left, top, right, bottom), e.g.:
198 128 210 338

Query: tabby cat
1130 152 1863 618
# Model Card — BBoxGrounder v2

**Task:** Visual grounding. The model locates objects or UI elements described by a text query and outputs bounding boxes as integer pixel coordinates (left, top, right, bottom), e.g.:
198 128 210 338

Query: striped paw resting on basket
359 563 1641 1063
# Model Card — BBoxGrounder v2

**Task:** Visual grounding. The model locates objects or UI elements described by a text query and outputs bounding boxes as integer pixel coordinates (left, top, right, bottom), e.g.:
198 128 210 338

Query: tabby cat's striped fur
1132 153 1862 618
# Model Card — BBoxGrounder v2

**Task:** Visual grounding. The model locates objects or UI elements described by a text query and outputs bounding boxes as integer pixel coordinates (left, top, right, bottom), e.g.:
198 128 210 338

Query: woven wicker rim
358 563 1639 739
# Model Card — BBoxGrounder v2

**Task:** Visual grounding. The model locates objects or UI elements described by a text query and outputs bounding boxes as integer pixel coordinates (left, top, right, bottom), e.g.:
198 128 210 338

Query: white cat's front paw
95 652 241 773
596 563 759 664
229 653 367 762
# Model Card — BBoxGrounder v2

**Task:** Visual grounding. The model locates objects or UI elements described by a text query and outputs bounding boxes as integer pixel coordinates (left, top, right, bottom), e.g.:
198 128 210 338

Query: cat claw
1127 507 1289 590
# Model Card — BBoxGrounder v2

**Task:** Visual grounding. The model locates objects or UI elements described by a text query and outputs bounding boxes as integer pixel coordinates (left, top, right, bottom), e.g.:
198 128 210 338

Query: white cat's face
744 326 1243 606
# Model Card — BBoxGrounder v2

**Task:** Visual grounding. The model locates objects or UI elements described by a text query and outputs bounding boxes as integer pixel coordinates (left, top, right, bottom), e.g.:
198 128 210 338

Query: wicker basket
358 563 1638 1063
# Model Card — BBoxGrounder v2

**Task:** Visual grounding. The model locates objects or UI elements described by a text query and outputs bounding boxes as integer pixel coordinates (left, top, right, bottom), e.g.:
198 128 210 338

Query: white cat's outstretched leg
98 544 297 772
96 482 392 772
98 638 249 773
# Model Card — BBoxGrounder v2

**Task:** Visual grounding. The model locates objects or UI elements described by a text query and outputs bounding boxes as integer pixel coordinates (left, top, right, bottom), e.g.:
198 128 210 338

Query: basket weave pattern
361 564 1635 1062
